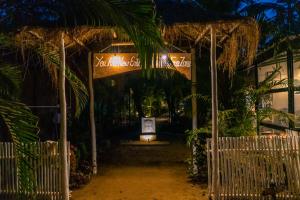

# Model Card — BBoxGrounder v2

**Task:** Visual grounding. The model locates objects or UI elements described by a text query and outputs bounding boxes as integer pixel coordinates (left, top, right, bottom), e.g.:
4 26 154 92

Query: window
295 92 300 128
261 92 289 127
258 62 288 89
294 61 300 87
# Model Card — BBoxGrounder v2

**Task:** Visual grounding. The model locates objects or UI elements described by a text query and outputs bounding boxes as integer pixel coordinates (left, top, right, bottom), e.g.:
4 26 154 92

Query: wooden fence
0 142 70 200
207 136 300 199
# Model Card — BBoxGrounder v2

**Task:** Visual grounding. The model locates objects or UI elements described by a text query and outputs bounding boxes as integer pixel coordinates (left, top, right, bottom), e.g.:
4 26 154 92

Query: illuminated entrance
91 45 192 142
93 52 192 79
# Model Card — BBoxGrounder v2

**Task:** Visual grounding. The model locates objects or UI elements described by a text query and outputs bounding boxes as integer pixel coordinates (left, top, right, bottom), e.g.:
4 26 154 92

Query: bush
186 129 210 182
69 145 93 189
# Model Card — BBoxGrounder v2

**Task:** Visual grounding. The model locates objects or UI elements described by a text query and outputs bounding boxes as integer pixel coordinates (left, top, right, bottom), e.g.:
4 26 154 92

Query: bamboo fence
0 142 70 200
207 136 300 199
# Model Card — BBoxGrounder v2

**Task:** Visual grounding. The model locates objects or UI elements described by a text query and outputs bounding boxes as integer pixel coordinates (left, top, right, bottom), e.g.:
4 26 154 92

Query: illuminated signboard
93 53 191 79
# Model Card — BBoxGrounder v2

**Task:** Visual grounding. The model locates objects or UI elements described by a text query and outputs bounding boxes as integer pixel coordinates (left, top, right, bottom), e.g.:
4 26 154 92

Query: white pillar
191 48 198 174
210 26 219 200
88 52 97 174
59 32 69 200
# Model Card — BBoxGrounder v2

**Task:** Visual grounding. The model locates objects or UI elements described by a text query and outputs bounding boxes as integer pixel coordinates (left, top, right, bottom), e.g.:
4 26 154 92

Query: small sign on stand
140 117 156 142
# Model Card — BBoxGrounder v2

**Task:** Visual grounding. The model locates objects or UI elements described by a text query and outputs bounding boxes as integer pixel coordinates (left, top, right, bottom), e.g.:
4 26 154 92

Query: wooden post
191 48 198 174
254 63 260 135
59 32 69 200
287 49 295 129
210 26 219 199
88 52 97 174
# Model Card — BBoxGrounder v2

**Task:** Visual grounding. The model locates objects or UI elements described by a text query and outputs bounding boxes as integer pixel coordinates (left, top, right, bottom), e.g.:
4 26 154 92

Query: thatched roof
156 0 259 73
15 0 260 73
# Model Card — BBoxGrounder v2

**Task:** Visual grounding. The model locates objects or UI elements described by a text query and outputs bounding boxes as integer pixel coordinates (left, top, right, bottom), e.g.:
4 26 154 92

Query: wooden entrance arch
92 52 192 79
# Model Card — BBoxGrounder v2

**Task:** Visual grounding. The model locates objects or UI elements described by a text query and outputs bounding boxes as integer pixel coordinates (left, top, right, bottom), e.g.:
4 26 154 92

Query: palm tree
240 0 300 46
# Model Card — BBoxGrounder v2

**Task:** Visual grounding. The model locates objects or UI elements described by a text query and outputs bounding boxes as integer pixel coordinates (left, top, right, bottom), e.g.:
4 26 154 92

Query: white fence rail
0 142 70 200
207 136 300 199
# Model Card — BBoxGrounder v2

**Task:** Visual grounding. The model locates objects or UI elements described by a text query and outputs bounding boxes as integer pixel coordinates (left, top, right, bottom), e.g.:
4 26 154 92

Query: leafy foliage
185 128 210 180
33 45 88 117
187 66 295 140
88 0 164 70
0 64 21 99
0 32 38 199
0 99 39 198
0 65 39 198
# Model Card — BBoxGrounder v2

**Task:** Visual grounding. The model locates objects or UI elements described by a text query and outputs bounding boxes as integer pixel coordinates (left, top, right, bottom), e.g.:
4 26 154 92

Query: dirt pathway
71 164 207 200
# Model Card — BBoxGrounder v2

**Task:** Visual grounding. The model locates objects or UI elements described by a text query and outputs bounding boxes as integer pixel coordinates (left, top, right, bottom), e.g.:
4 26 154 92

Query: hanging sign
93 53 191 79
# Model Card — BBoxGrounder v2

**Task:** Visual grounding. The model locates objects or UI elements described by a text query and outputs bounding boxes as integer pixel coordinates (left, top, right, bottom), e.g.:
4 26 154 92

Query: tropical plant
0 33 39 199
240 0 300 46
142 86 165 117
185 65 298 179
189 65 292 138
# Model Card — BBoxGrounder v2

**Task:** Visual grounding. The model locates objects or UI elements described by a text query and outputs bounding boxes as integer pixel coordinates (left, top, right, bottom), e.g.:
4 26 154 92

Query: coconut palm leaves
240 0 300 45
67 0 164 70
0 99 39 198
0 32 39 198
0 64 21 99
33 44 88 117
0 63 38 144
0 62 39 198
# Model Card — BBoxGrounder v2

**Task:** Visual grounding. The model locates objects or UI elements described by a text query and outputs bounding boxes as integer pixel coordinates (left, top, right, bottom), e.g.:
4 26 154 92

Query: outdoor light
161 54 167 60
110 55 123 66
140 134 157 142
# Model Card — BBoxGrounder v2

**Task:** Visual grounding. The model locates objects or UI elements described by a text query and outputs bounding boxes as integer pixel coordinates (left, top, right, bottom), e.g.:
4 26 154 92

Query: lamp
110 55 123 66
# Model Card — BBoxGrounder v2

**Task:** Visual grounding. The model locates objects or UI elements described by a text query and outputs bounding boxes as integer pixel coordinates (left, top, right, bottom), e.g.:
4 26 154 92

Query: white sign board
141 117 156 134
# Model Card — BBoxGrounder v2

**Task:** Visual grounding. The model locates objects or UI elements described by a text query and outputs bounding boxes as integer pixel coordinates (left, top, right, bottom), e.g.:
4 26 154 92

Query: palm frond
92 0 164 70
182 94 210 102
259 65 282 87
0 64 22 99
56 0 164 70
186 127 211 147
258 107 296 124
34 45 88 118
0 33 14 49
0 99 39 197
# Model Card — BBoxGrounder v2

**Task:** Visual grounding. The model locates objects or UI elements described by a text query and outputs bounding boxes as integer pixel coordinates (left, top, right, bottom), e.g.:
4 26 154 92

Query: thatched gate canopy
15 1 259 71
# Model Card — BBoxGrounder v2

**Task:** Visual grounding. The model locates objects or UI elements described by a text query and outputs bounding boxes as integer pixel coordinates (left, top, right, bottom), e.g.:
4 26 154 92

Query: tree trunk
191 48 198 174
210 26 219 200
88 52 97 174
59 32 69 200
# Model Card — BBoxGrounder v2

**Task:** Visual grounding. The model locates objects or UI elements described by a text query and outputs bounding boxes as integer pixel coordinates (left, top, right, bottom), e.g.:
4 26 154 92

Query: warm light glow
110 55 124 66
140 135 157 142
161 54 167 60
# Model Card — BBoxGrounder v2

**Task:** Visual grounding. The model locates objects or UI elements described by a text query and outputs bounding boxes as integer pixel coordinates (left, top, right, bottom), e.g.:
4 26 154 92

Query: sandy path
71 165 207 200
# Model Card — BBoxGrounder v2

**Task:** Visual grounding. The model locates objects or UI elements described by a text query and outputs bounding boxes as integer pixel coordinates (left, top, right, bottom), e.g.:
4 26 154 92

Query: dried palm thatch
16 18 259 74
16 26 125 49
11 0 259 82
15 26 122 80
163 19 260 75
